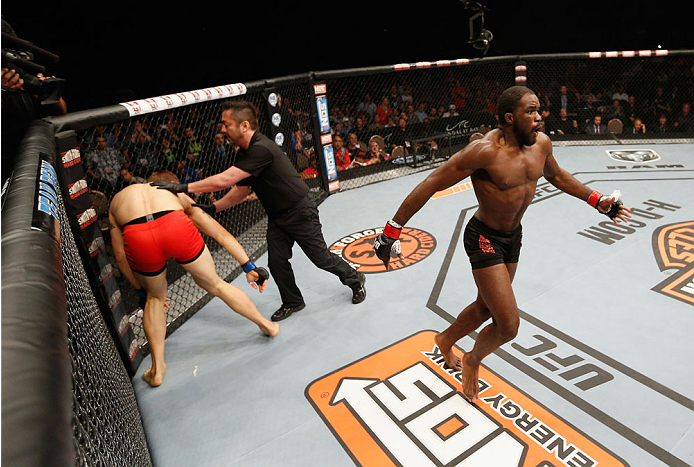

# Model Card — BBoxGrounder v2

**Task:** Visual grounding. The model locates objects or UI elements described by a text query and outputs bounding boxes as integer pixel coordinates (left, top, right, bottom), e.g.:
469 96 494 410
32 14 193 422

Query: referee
152 100 366 321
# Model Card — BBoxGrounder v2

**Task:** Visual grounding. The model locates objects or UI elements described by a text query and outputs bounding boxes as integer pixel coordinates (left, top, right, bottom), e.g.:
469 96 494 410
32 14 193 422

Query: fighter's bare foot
434 332 462 371
260 321 279 337
142 366 166 387
460 353 480 402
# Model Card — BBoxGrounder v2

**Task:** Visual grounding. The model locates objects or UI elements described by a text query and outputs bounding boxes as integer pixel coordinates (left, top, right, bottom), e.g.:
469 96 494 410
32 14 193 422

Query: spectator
624 95 643 129
603 99 626 125
584 114 607 134
346 133 367 161
406 104 420 123
651 86 672 120
413 102 428 122
158 137 179 168
352 116 369 143
400 86 414 106
341 117 352 135
354 139 384 166
654 114 674 133
212 132 233 163
631 118 646 134
368 112 383 132
332 121 345 138
390 117 414 150
611 84 629 103
553 85 575 115
577 94 598 125
540 108 559 134
428 106 439 120
554 108 579 135
674 102 693 133
443 104 459 118
84 136 133 197
375 97 392 126
357 93 377 120
300 149 319 180
182 127 204 169
387 85 401 105
332 134 352 171
174 159 201 185
291 129 310 169
125 122 158 179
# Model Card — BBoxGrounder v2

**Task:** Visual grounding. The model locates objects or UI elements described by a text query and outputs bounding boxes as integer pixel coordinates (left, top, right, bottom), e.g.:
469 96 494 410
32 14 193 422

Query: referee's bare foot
260 321 279 337
434 332 462 371
143 365 166 387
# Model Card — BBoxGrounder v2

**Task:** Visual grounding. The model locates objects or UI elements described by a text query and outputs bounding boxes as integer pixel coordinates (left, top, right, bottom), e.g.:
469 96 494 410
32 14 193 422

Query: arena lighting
460 1 493 55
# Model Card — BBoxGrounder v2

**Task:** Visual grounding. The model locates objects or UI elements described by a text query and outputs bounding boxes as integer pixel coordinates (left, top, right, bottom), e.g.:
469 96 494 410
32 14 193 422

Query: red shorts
122 210 205 276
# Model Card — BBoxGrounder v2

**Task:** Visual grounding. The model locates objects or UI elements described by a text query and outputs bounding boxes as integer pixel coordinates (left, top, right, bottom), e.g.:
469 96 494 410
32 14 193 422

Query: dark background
2 0 691 112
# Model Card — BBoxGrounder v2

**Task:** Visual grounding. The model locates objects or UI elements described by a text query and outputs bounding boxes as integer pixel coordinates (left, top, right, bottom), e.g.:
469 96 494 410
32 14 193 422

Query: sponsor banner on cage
316 95 330 134
33 153 61 238
323 145 338 182
56 137 145 374
120 83 247 116
306 330 628 467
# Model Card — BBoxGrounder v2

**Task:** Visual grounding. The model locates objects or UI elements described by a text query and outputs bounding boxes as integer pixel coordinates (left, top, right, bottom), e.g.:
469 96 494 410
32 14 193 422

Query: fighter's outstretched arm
375 140 491 268
179 193 268 292
151 166 252 195
392 140 490 226
542 140 631 224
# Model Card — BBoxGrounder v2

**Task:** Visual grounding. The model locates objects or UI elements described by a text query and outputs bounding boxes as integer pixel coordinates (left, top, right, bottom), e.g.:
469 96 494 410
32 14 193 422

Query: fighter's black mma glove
192 203 216 216
150 181 189 194
600 199 624 220
136 288 147 309
373 220 402 264
588 189 623 220
242 260 269 287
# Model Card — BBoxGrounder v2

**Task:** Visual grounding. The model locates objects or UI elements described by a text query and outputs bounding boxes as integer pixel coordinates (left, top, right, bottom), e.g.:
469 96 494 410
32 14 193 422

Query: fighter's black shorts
463 216 522 269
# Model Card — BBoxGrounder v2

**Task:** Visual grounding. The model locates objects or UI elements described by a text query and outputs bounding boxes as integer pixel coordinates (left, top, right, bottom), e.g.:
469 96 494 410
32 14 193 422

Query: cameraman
1 18 67 185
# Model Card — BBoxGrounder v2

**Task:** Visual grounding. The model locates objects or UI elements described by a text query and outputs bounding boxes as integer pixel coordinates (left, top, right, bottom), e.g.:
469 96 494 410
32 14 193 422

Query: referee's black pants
266 196 360 307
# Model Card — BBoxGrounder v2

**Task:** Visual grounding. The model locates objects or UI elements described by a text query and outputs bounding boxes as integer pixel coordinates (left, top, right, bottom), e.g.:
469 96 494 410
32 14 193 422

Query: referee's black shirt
234 131 309 217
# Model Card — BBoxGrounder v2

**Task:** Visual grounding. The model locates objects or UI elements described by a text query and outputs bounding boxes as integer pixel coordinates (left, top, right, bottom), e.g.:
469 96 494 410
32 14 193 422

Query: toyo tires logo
329 227 436 273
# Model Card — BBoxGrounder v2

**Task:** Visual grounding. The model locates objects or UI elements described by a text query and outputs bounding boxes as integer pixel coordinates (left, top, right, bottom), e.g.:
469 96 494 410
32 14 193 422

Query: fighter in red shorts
108 171 279 387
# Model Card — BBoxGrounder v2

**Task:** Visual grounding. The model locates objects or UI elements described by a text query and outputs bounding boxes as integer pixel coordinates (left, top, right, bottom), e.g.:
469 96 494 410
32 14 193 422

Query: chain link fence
321 51 693 190
73 78 323 349
59 194 151 467
68 50 693 358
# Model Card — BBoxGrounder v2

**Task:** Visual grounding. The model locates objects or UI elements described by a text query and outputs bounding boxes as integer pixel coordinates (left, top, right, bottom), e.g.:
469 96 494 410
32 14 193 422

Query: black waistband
123 210 175 227
469 215 521 238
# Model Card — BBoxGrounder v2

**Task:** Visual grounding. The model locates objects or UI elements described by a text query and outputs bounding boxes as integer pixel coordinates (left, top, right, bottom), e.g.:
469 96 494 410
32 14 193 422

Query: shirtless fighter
374 86 631 402
108 171 279 387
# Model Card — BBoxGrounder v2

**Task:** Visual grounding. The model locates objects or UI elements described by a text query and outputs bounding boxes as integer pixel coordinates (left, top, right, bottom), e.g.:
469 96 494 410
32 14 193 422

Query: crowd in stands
79 68 693 196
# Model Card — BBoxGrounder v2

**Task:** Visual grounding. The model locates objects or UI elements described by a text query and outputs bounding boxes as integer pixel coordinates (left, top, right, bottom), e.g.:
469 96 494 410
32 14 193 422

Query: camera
2 48 66 105
1 18 65 105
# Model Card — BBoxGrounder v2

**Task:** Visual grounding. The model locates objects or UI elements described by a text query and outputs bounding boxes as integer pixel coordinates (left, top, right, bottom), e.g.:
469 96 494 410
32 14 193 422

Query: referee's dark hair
222 100 259 130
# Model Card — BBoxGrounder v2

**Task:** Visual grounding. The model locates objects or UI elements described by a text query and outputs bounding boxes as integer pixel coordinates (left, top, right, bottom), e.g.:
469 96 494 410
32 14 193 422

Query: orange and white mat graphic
306 330 629 467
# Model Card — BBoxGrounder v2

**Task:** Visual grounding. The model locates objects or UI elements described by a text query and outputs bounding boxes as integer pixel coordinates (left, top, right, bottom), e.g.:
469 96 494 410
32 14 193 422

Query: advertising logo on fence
329 227 436 273
652 220 694 306
306 330 628 467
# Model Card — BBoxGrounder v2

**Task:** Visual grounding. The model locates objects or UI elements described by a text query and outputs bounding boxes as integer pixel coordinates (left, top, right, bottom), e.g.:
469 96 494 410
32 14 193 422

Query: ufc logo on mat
306 331 628 467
